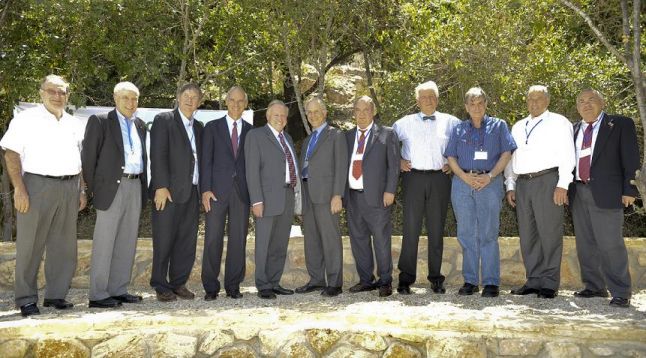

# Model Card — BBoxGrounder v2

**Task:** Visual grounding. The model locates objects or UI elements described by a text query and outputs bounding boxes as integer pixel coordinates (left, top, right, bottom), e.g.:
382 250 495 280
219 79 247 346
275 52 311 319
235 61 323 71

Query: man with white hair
393 81 460 295
82 81 148 308
504 85 575 299
1 74 86 316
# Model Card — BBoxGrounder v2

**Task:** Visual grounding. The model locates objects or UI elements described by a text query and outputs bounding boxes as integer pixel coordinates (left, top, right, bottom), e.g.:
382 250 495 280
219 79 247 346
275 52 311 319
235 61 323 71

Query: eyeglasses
41 88 68 97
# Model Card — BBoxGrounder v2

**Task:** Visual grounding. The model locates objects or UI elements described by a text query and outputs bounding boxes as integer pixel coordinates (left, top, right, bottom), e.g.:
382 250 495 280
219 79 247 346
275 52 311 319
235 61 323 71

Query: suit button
121 166 125 170
117 180 121 183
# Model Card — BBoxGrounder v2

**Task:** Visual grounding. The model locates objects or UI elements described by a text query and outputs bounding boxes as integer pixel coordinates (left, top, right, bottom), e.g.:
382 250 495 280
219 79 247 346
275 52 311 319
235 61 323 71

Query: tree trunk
282 23 310 137
362 48 381 119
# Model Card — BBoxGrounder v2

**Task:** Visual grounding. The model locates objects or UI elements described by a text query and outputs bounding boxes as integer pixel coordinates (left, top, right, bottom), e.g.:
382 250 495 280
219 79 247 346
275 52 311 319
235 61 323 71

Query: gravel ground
1 285 644 324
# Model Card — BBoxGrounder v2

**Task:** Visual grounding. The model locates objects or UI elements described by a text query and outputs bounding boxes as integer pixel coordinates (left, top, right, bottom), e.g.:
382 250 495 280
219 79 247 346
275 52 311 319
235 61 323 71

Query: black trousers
201 182 250 294
150 185 199 293
398 170 451 286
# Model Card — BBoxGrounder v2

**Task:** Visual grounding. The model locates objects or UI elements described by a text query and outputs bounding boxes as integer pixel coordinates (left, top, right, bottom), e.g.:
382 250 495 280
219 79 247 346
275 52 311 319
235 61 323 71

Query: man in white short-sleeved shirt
0 74 86 317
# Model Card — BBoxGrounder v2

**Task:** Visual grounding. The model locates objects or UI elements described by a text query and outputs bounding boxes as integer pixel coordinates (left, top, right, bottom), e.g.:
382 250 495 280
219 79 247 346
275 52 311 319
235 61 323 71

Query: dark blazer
149 109 203 204
568 113 640 209
245 124 299 217
299 124 348 204
344 123 400 208
82 110 148 211
199 116 252 204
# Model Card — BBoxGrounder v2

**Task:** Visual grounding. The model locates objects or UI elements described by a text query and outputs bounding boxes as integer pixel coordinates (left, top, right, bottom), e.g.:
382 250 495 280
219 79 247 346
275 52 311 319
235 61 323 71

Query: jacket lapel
217 117 235 159
591 113 611 167
363 123 379 156
108 110 125 158
309 125 329 158
173 109 191 147
264 125 284 153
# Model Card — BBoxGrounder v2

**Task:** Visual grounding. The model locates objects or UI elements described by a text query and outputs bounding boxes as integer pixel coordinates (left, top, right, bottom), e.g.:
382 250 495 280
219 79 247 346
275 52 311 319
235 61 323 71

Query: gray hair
226 86 248 101
267 99 288 113
40 74 70 93
176 83 203 99
113 81 140 96
527 85 549 99
305 96 327 112
577 88 605 103
415 81 439 100
464 87 488 104
354 95 376 112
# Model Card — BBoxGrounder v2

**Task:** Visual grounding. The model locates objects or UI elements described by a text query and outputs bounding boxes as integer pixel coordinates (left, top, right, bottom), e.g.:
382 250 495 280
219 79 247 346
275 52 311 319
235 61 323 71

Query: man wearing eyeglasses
1 74 86 317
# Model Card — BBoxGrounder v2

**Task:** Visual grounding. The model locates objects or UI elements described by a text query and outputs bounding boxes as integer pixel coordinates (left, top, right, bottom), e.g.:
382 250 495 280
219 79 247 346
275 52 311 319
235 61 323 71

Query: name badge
579 147 592 158
474 151 488 160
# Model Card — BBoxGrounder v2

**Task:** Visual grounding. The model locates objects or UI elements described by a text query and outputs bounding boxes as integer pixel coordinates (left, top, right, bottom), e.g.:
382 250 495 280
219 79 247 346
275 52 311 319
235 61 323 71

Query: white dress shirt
393 111 460 170
348 122 374 190
0 105 83 176
178 110 199 185
268 125 298 183
116 110 144 174
574 112 604 181
503 110 575 190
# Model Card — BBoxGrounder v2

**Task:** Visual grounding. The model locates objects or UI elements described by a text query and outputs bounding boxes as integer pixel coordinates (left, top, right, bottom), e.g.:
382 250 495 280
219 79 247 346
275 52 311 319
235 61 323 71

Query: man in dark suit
295 97 348 297
245 100 299 299
82 82 147 308
200 86 252 300
149 83 204 302
569 88 640 308
345 96 400 297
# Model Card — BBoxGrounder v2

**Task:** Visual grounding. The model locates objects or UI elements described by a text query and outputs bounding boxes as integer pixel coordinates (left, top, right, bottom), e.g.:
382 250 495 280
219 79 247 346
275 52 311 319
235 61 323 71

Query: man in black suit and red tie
200 86 252 300
569 88 640 308
149 83 204 302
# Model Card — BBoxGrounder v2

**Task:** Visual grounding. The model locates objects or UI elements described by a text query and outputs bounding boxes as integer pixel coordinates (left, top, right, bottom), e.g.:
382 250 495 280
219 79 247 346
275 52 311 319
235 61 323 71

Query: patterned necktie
231 121 238 158
278 132 297 187
352 129 367 180
578 123 594 182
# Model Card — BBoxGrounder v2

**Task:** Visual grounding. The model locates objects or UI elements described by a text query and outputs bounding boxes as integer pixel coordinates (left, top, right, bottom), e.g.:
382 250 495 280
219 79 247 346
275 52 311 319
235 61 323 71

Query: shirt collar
529 110 549 121
311 122 327 134
580 111 604 127
268 124 283 138
226 114 241 126
116 109 133 122
178 109 193 127
468 115 490 128
418 111 437 120
357 121 374 133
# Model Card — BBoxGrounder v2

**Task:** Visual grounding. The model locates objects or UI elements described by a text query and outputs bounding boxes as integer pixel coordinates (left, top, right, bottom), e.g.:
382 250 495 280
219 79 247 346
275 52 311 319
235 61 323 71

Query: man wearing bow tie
392 81 460 295
569 89 639 308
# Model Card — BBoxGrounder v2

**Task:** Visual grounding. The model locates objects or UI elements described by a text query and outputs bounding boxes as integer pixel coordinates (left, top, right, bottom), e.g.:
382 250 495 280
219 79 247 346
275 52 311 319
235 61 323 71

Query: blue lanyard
524 118 543 144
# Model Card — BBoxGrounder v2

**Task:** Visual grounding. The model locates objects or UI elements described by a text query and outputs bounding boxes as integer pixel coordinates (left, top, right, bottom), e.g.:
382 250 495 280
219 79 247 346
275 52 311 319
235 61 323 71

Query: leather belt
350 189 364 193
302 178 308 182
27 172 78 180
411 168 442 173
463 169 489 175
517 167 558 180
574 180 588 185
122 173 141 179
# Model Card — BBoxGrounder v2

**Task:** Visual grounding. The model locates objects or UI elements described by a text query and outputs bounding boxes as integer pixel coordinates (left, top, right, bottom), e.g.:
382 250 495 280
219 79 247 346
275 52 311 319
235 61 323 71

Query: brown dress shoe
173 286 195 300
156 291 177 302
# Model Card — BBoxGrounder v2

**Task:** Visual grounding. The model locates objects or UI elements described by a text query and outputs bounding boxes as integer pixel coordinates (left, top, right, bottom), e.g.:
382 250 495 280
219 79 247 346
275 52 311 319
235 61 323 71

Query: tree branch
0 0 14 30
301 48 361 98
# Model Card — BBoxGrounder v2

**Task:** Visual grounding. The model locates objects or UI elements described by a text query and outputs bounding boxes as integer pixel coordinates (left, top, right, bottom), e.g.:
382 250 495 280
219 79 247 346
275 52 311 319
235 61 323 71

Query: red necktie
352 129 366 180
231 121 238 158
578 123 594 182
278 132 297 187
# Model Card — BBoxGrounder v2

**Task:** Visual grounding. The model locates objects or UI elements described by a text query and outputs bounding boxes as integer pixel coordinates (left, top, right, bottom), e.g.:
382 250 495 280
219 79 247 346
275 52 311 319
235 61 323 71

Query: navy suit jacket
199 116 251 204
149 109 203 204
82 110 148 211
568 113 640 209
344 123 400 208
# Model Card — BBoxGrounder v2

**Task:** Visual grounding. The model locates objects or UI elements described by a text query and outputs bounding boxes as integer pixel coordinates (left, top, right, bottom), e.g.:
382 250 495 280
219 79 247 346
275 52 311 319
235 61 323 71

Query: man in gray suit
345 96 400 297
245 100 299 299
295 97 348 297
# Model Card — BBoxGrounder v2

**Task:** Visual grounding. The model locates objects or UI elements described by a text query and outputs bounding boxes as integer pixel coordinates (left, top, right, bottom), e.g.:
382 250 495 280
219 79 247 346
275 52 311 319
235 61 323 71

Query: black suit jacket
82 110 148 211
344 123 400 208
568 113 640 209
149 109 203 204
199 116 251 204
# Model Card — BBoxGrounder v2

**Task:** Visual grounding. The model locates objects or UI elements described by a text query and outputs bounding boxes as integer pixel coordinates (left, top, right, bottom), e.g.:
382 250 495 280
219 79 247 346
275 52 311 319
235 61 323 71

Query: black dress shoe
379 285 393 297
295 283 325 294
537 288 557 299
431 280 446 294
609 297 630 308
481 285 499 298
20 303 40 317
397 285 411 295
458 283 479 296
111 293 143 303
321 287 342 297
510 285 540 295
226 290 243 299
258 289 277 299
204 292 219 301
272 286 294 295
43 298 73 309
574 289 609 298
349 282 376 293
89 297 122 308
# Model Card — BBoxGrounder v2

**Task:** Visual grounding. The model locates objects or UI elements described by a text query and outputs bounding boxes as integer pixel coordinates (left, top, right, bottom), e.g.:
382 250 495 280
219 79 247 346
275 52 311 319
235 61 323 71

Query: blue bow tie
422 115 436 121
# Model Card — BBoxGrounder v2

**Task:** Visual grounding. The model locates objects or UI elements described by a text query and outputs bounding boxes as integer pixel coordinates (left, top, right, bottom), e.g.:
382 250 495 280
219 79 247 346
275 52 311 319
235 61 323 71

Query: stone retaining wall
1 236 645 291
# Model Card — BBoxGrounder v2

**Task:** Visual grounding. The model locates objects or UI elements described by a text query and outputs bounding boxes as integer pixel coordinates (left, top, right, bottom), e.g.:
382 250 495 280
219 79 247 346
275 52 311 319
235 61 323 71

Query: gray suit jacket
344 123 400 208
245 124 300 217
299 124 348 204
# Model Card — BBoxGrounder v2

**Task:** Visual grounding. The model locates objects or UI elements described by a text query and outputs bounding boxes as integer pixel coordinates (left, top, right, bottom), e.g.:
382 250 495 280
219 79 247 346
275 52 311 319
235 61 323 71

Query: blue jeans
451 175 504 286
